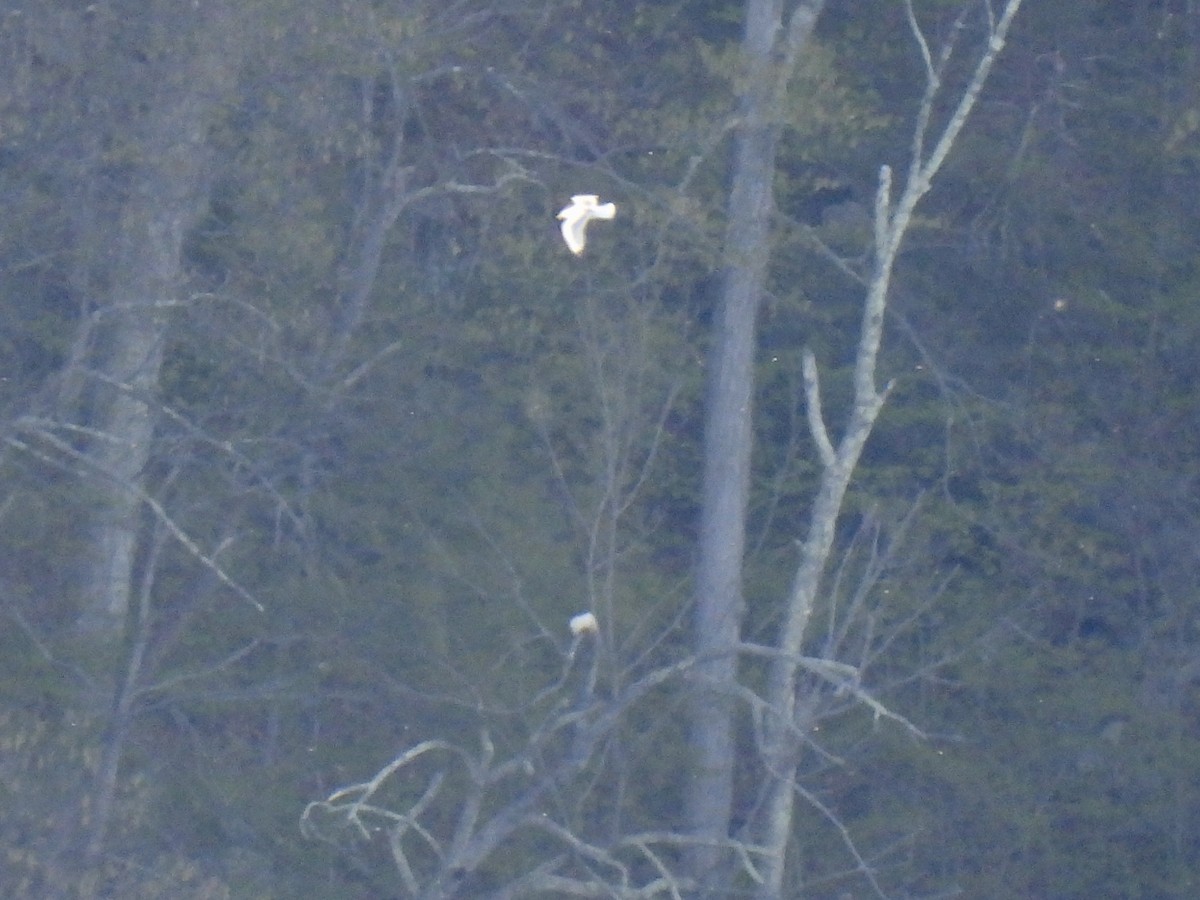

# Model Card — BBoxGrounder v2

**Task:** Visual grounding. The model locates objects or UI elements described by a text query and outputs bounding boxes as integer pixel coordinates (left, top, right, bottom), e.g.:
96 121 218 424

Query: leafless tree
685 1 828 885
309 1 1028 897
683 0 1027 895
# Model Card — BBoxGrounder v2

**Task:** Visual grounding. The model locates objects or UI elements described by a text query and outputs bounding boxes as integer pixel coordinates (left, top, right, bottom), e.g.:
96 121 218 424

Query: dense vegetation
2 0 1198 897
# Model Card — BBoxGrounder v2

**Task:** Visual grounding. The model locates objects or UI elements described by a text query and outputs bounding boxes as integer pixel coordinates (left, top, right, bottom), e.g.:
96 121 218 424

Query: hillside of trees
2 1 1199 897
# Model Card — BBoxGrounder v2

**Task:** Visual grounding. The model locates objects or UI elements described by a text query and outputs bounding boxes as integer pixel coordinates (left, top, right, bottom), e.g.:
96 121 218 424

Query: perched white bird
569 611 599 636
556 194 616 255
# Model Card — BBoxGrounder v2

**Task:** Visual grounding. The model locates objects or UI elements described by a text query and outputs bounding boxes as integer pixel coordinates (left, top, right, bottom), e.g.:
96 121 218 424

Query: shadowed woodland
3 1 1200 897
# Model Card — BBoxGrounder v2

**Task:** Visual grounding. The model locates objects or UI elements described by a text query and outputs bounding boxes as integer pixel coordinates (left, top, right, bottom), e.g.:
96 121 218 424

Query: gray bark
70 3 242 640
753 3 1026 895
62 1 248 878
685 0 825 889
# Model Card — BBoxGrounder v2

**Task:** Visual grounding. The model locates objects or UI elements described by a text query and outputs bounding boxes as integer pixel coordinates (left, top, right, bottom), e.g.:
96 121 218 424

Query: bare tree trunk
56 2 245 883
685 0 825 888
71 3 241 641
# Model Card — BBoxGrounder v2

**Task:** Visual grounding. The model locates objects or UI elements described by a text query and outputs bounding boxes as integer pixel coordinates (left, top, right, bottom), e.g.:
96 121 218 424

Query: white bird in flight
556 194 616 255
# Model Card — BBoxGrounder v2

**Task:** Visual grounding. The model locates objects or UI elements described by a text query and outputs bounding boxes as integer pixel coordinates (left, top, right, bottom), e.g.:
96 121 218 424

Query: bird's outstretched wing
556 195 616 255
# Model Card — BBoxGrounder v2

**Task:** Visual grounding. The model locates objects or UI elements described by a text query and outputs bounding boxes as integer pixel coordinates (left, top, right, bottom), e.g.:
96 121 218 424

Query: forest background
2 0 1199 898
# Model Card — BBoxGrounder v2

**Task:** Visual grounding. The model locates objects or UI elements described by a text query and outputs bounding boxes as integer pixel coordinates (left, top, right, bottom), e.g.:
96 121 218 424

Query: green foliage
0 706 239 899
7 0 1200 896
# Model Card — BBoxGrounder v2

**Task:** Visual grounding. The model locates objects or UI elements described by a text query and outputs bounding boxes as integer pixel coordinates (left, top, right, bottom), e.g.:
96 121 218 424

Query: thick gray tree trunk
70 4 240 641
685 0 825 889
62 1 247 875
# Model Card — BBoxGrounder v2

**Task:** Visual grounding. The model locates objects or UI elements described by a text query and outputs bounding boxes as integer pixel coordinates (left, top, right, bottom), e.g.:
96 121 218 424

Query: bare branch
802 350 836 467
792 779 889 900
303 653 697 898
754 3 1026 893
6 419 264 613
904 0 935 81
920 2 1025 186
873 164 892 261
739 643 925 739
